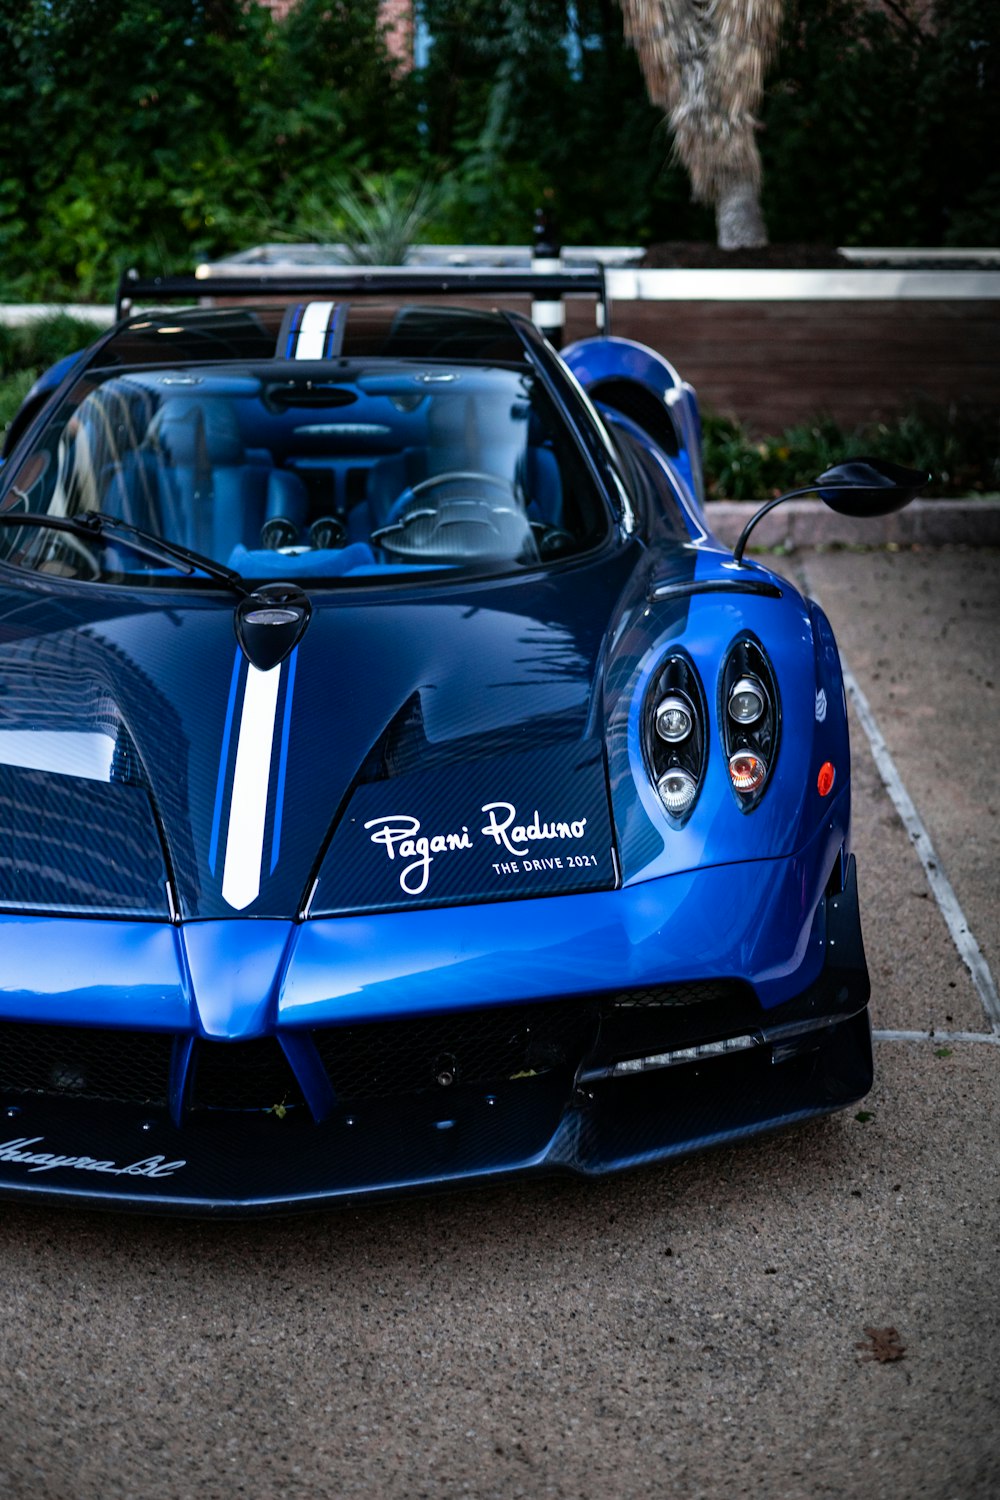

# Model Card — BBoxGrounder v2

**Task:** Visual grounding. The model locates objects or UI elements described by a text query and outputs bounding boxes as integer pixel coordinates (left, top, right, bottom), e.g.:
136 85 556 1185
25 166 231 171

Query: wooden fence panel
564 299 1000 431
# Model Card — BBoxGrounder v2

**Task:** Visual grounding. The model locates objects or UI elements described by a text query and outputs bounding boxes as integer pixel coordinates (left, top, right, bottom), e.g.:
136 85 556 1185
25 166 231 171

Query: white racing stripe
800 563 1000 1033
222 664 282 910
295 301 336 360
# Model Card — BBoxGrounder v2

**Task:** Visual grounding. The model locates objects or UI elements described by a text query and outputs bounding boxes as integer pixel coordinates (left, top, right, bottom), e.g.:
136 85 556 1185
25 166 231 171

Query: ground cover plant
701 409 1000 500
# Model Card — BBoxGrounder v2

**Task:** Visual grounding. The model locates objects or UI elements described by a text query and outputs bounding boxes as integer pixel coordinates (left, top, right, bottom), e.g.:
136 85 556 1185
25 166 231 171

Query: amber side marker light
817 761 836 797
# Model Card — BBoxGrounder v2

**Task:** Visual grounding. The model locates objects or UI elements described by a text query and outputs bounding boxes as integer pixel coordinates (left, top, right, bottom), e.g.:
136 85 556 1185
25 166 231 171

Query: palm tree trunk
620 0 784 250
716 177 769 249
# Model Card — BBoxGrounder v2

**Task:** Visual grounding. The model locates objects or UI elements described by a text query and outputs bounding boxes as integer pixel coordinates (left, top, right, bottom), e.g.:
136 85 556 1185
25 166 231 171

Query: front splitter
0 1006 872 1217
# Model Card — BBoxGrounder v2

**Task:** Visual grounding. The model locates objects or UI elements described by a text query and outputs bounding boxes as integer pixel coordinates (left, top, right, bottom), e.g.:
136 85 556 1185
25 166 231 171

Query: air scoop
235 582 312 671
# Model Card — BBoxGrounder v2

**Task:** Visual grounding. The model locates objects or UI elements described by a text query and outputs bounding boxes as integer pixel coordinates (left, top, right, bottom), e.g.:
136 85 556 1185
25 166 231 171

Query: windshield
0 361 609 588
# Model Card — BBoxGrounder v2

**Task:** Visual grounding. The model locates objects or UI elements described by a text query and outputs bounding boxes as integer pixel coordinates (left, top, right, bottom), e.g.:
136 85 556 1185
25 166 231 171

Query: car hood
0 547 645 920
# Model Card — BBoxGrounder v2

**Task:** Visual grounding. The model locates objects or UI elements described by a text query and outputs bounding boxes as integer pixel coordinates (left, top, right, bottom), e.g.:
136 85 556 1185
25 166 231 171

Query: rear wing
115 266 609 334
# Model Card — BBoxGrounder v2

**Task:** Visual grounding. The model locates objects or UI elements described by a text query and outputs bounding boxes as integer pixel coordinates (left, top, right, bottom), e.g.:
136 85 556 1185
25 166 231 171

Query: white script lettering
364 815 473 895
480 802 587 857
365 802 591 894
0 1137 186 1178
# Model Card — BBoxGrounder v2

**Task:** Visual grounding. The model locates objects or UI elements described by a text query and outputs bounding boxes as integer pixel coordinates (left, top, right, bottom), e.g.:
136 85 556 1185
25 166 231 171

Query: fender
562 335 705 510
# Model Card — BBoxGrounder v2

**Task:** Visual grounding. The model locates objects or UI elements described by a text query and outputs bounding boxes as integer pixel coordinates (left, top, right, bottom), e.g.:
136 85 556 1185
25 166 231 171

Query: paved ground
0 546 997 1500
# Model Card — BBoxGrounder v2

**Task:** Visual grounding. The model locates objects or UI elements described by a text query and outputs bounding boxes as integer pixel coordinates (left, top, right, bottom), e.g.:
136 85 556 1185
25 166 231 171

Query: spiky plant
331 177 442 266
620 0 784 248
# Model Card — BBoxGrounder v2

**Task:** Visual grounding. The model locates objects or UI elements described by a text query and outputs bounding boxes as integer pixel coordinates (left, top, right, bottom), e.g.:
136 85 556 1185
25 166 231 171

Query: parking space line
799 564 1000 1034
873 1028 1000 1045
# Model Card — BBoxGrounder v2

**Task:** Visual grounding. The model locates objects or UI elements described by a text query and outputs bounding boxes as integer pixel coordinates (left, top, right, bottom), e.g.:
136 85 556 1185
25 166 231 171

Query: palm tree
620 0 784 248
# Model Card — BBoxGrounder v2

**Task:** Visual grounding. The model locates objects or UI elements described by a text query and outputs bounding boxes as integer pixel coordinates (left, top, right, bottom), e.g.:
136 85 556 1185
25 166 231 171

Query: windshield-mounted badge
235 582 312 673
0 1137 186 1178
365 801 591 896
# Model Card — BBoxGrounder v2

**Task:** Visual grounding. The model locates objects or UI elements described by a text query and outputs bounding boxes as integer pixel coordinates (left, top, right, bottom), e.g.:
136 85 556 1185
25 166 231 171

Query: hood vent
359 692 587 786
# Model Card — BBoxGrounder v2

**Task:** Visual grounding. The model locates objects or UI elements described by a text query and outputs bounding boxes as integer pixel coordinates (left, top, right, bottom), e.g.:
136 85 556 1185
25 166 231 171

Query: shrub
702 406 999 500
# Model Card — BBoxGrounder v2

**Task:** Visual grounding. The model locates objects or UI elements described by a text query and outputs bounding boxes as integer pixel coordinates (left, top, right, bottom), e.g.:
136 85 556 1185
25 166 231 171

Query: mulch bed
641 242 848 269
640 242 995 270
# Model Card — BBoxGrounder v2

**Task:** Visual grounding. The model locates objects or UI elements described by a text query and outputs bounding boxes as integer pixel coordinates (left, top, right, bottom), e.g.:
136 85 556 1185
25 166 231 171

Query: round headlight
728 677 767 726
656 768 698 815
728 750 767 793
655 694 693 743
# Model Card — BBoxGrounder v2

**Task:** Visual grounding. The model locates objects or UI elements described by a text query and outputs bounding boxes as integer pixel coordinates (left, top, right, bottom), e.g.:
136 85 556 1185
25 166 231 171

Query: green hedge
0 316 109 429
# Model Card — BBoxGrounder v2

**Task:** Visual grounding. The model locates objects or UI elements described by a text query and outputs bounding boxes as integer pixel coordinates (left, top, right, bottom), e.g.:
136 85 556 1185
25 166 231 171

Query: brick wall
255 0 414 67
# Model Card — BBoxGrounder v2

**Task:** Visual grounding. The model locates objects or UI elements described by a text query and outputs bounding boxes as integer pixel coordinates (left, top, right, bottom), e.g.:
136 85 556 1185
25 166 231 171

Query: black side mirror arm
732 485 832 566
731 459 931 566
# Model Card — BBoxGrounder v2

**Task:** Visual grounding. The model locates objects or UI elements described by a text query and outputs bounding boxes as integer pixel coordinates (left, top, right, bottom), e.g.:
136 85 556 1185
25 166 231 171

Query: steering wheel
529 520 576 559
371 472 530 561
385 470 519 525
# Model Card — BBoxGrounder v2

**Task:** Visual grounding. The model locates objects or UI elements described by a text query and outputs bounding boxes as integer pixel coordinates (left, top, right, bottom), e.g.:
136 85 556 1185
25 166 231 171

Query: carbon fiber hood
0 544 645 919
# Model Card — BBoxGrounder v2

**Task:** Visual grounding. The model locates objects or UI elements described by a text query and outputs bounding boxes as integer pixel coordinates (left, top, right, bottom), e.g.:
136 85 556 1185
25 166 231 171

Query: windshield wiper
0 508 248 594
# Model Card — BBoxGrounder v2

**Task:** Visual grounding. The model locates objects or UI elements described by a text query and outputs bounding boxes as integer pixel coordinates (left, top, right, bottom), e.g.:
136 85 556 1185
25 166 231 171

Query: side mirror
815 457 928 517
732 457 930 565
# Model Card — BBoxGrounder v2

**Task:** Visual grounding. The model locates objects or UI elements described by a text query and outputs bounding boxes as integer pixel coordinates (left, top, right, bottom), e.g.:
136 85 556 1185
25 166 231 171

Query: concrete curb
704 497 1000 550
0 304 113 326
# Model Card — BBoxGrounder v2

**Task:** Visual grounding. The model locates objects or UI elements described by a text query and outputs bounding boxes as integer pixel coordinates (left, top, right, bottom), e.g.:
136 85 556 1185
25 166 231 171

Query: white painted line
841 658 1000 1033
873 1029 1000 1046
799 563 1000 1032
222 664 281 911
0 304 114 326
294 301 335 360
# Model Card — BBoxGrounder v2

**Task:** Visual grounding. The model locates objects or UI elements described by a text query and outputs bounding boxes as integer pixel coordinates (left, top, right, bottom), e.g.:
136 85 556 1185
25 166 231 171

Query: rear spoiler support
115 266 609 335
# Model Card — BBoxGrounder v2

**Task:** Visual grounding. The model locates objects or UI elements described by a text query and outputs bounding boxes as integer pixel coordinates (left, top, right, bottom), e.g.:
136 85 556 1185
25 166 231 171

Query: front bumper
0 858 871 1215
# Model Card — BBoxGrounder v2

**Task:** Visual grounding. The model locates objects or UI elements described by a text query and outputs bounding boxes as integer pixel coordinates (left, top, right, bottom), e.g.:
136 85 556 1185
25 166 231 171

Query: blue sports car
0 270 925 1213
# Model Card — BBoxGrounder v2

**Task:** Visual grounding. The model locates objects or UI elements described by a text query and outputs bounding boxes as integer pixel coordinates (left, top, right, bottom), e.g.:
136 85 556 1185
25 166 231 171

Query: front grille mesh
0 1023 173 1107
0 982 760 1119
312 998 597 1102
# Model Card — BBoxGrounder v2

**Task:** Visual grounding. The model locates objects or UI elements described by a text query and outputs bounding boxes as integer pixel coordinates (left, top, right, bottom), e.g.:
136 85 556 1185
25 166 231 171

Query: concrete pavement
0 545 997 1500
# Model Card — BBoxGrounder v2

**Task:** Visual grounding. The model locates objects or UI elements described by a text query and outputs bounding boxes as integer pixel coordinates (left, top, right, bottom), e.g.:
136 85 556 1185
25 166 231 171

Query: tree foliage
0 0 410 297
761 0 1000 246
0 0 995 300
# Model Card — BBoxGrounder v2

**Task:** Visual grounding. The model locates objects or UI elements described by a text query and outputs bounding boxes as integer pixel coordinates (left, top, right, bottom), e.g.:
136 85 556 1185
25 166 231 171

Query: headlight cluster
644 636 780 819
719 638 779 809
643 654 707 823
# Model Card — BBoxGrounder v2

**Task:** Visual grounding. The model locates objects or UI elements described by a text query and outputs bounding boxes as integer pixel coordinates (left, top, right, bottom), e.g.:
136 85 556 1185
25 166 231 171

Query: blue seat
127 399 270 562
522 445 564 528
